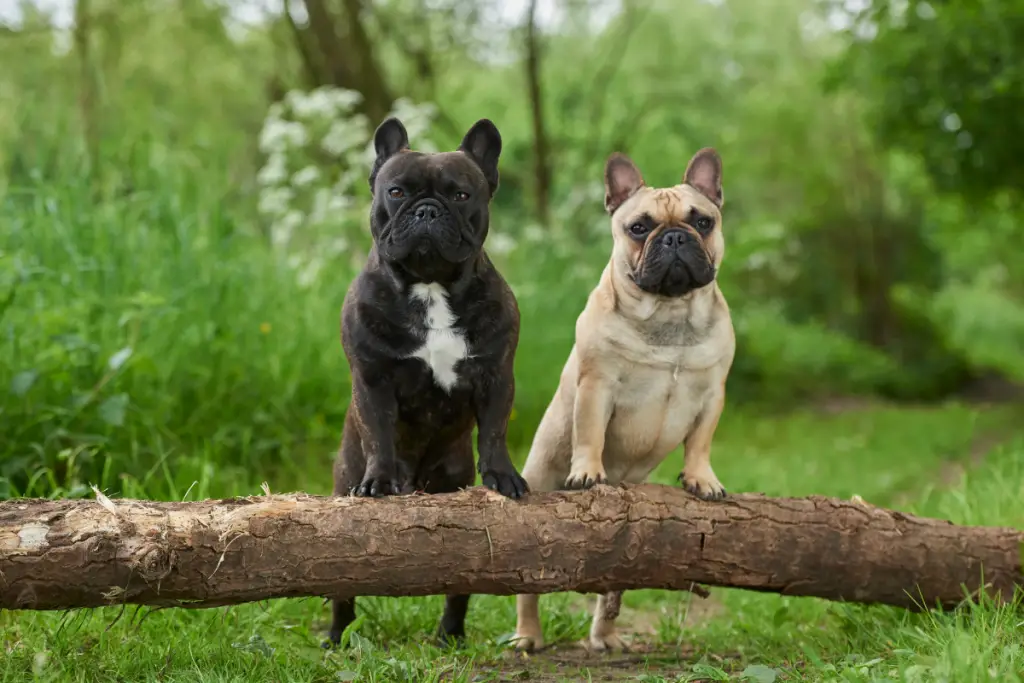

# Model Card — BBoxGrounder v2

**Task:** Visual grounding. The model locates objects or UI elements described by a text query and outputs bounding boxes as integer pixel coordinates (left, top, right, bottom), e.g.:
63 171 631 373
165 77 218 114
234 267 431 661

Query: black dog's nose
414 201 443 221
660 229 691 249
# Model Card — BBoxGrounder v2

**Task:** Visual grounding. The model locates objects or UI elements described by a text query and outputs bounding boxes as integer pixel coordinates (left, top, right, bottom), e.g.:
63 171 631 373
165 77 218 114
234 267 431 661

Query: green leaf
0 477 11 499
342 616 370 651
741 665 779 683
230 634 274 657
691 662 730 681
10 370 38 397
98 393 129 427
107 347 134 371
336 672 358 682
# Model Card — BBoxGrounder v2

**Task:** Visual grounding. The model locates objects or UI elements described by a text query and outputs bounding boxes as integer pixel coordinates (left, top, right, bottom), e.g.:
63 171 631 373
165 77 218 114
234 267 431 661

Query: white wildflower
271 210 304 249
309 188 333 224
258 118 292 154
337 167 364 194
282 120 308 147
323 118 370 157
297 255 324 289
257 187 294 217
330 88 363 111
328 193 354 213
291 165 321 188
299 90 334 119
260 119 308 152
284 90 309 116
256 152 288 186
488 232 517 256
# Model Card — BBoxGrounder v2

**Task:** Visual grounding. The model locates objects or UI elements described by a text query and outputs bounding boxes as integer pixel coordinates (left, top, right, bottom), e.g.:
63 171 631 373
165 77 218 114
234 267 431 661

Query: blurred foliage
830 0 1024 201
0 0 1022 498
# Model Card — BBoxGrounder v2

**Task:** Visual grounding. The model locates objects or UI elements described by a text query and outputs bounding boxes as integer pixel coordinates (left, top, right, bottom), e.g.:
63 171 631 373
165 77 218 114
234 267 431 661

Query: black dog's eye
387 187 405 199
453 191 470 202
695 216 714 232
628 223 649 238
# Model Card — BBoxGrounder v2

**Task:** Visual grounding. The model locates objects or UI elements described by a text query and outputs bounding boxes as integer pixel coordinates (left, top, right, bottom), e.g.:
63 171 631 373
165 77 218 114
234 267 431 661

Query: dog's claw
353 472 408 498
565 469 606 490
481 469 529 499
678 471 727 500
587 632 629 653
512 634 544 652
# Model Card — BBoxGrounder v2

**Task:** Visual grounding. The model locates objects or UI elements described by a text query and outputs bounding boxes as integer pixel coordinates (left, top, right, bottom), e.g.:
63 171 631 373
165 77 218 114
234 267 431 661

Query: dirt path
489 642 739 682
473 590 727 682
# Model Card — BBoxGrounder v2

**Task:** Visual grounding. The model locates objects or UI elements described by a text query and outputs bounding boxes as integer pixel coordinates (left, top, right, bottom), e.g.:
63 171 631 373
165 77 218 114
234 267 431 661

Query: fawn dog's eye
628 223 649 238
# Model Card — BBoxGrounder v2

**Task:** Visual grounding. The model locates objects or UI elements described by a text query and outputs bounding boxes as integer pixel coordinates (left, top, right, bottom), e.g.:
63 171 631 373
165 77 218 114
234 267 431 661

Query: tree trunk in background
290 0 394 123
524 0 551 227
73 0 99 173
3 485 1022 611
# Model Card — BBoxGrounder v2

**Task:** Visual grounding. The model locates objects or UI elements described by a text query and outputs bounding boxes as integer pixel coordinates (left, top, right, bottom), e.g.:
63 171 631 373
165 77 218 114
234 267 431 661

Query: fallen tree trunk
1 484 1021 611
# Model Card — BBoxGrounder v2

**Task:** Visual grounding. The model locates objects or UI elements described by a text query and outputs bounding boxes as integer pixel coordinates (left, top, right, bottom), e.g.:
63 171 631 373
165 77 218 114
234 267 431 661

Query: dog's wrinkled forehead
376 151 487 193
626 185 720 226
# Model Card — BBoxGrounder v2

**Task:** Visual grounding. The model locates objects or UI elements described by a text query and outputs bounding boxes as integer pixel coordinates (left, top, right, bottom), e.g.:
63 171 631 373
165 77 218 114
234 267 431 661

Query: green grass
3 402 1023 682
3 140 1024 682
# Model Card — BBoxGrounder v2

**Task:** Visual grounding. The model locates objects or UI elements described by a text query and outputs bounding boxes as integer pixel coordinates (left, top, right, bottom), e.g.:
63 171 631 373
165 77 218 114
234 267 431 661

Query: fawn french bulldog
513 147 735 652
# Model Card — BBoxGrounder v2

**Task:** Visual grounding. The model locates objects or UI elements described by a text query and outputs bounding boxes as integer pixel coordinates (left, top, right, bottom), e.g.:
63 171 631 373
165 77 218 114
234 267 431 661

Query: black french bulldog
325 117 528 648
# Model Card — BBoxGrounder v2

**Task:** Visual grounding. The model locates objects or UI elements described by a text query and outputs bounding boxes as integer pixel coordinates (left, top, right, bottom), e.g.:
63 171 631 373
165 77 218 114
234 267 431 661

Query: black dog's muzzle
412 199 445 224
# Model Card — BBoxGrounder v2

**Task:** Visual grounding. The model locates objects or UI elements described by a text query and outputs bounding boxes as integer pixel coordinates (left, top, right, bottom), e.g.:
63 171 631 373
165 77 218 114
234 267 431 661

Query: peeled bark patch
1 485 1021 611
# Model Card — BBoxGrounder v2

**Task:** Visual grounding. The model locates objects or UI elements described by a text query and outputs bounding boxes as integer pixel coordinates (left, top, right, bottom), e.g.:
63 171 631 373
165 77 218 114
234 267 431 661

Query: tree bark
295 0 393 123
1 485 1021 611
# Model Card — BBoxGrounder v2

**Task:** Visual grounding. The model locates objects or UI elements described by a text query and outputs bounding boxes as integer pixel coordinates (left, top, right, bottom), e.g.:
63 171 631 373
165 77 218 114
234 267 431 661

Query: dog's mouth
377 197 485 282
381 199 480 262
632 248 716 298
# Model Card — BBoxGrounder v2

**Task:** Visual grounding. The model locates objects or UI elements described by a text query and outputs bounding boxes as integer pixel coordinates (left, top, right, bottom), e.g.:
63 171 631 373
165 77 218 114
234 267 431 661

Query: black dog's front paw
352 470 408 497
481 468 529 499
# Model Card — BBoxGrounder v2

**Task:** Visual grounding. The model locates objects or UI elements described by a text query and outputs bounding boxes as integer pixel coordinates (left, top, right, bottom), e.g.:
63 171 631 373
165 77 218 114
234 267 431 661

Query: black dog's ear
368 117 410 192
458 119 502 196
604 153 645 215
683 147 723 208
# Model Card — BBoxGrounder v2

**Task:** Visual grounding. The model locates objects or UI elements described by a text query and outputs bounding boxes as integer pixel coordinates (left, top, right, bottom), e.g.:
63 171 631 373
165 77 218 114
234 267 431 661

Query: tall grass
0 133 617 500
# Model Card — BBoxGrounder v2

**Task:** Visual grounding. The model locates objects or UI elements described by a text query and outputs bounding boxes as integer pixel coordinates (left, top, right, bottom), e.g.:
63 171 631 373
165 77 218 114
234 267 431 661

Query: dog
512 147 735 652
326 116 528 648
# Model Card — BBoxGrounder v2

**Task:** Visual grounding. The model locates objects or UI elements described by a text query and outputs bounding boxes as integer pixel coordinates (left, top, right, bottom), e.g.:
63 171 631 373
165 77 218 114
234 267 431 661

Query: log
1 484 1022 612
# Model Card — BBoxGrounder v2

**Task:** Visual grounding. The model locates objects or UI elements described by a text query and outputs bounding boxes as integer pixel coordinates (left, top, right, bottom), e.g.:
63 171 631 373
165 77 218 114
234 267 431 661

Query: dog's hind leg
513 392 573 652
426 437 477 647
588 591 628 652
324 416 363 649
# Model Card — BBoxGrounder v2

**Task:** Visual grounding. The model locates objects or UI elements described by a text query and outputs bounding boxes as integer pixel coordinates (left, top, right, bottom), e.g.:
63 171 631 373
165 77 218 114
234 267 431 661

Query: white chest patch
408 282 469 392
